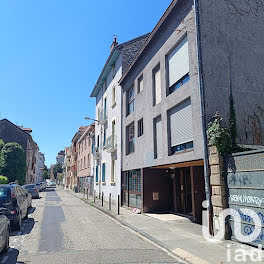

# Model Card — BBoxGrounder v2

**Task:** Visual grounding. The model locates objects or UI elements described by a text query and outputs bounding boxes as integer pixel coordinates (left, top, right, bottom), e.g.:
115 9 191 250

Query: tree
0 175 8 184
43 165 50 179
53 163 63 179
0 139 4 152
0 142 26 185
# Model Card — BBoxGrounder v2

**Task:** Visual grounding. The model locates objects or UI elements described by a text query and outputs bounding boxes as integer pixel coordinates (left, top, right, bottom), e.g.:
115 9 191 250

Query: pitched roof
90 33 149 97
119 0 179 85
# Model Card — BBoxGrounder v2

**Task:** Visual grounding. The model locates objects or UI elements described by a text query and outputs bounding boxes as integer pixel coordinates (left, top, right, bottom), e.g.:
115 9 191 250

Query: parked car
0 208 10 254
0 184 28 230
41 181 46 190
48 181 56 187
36 183 42 192
21 186 33 207
22 184 39 199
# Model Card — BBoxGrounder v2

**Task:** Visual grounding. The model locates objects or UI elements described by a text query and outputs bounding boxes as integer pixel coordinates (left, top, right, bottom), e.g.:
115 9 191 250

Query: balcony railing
93 146 101 160
106 135 117 153
98 108 108 125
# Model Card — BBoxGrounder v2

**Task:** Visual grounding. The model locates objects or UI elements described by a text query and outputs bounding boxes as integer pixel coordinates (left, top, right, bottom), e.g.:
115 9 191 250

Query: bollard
94 190 96 203
109 193 111 210
102 192 104 207
87 188 88 200
118 195 120 215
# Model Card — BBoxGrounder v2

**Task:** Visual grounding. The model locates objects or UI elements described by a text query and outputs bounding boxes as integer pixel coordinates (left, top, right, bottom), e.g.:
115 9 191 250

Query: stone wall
209 146 227 237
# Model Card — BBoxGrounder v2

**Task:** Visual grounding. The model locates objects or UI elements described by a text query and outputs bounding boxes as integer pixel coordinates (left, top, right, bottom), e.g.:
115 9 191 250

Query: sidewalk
65 188 258 264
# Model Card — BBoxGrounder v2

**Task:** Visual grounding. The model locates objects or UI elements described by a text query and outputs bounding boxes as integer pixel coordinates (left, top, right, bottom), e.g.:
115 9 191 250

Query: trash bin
74 186 78 193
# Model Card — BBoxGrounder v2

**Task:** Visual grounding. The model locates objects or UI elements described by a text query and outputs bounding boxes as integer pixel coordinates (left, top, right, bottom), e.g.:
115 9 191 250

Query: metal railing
106 135 117 153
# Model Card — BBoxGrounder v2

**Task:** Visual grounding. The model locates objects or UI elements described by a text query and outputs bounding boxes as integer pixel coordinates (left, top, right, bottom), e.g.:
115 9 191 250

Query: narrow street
0 188 182 264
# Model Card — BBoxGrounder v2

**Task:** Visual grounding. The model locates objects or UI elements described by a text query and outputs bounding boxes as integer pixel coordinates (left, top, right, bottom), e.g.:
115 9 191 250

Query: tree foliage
53 163 63 179
0 142 26 185
43 165 50 179
0 175 9 184
0 139 4 152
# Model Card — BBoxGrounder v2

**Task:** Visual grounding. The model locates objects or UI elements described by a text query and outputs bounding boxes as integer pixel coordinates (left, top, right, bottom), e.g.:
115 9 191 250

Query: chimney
110 35 118 52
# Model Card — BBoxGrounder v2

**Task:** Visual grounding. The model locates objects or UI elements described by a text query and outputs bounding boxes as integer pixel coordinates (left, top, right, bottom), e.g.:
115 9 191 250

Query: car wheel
3 230 9 253
14 214 22 231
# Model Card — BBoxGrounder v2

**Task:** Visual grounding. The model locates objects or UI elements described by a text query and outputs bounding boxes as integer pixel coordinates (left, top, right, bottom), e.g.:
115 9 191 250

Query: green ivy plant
207 113 232 156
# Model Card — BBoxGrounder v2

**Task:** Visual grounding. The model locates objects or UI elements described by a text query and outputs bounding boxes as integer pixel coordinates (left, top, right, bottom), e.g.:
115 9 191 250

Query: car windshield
0 188 11 205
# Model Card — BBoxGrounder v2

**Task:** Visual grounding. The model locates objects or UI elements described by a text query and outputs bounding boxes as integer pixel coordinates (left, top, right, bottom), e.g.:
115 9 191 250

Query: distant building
76 123 95 192
35 152 45 183
0 119 39 184
56 150 65 164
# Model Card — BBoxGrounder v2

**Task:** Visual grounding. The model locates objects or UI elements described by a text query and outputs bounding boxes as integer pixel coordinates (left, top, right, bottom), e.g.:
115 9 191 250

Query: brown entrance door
174 168 192 215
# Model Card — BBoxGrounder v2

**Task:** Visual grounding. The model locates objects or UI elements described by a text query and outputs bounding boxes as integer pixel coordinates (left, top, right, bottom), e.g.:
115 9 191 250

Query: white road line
1 256 8 264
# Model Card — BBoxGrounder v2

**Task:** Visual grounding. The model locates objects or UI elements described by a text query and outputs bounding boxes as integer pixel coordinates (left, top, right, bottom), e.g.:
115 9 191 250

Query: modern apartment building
119 0 264 223
90 34 149 204
77 123 95 192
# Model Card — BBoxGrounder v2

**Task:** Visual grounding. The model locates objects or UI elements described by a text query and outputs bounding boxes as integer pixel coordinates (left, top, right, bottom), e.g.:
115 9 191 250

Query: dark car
0 209 10 254
0 185 29 230
22 184 39 199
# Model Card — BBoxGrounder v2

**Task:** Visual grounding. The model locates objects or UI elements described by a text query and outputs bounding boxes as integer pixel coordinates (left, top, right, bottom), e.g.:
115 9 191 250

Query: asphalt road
0 187 182 264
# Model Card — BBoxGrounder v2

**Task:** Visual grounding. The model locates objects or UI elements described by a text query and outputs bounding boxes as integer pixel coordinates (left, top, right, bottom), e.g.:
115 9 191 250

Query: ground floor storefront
122 160 206 224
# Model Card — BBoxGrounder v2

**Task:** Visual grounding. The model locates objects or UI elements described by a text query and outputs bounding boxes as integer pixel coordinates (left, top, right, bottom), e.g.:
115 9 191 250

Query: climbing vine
207 113 232 156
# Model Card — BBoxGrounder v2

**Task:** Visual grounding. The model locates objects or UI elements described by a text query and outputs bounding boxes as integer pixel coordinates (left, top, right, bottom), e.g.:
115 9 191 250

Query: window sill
112 102 116 108
103 146 106 150
111 182 115 186
96 182 99 185
170 148 194 156
102 182 106 185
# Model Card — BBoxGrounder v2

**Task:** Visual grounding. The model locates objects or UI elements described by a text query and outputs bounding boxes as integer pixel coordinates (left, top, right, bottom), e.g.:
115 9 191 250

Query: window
138 74 143 93
154 116 163 159
167 36 190 94
84 157 86 168
138 119 144 137
126 122 135 155
88 136 91 146
104 97 107 119
153 65 161 106
168 99 193 155
103 128 106 147
85 139 87 150
102 163 106 183
127 86 135 115
81 159 83 170
111 159 115 183
87 154 90 164
96 166 98 182
112 85 116 106
97 135 100 148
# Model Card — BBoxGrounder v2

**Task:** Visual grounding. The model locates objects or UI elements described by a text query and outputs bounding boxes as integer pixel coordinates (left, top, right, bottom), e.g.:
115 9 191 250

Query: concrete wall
199 0 264 146
122 0 204 172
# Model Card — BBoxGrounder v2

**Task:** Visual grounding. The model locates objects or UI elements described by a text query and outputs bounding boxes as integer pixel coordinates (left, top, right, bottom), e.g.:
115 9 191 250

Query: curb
66 189 210 264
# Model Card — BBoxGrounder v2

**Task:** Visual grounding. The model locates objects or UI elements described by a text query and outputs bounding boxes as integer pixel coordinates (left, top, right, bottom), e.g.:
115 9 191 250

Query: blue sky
0 0 171 166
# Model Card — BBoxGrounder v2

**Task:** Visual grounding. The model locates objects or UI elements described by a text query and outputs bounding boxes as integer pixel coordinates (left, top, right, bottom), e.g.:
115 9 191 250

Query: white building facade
90 35 149 204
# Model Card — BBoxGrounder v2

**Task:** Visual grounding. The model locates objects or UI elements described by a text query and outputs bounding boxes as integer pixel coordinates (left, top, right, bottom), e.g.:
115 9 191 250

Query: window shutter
168 36 189 87
169 100 193 147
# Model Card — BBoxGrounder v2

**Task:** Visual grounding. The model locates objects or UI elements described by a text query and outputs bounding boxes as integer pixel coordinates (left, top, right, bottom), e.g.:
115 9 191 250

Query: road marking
1 256 8 264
